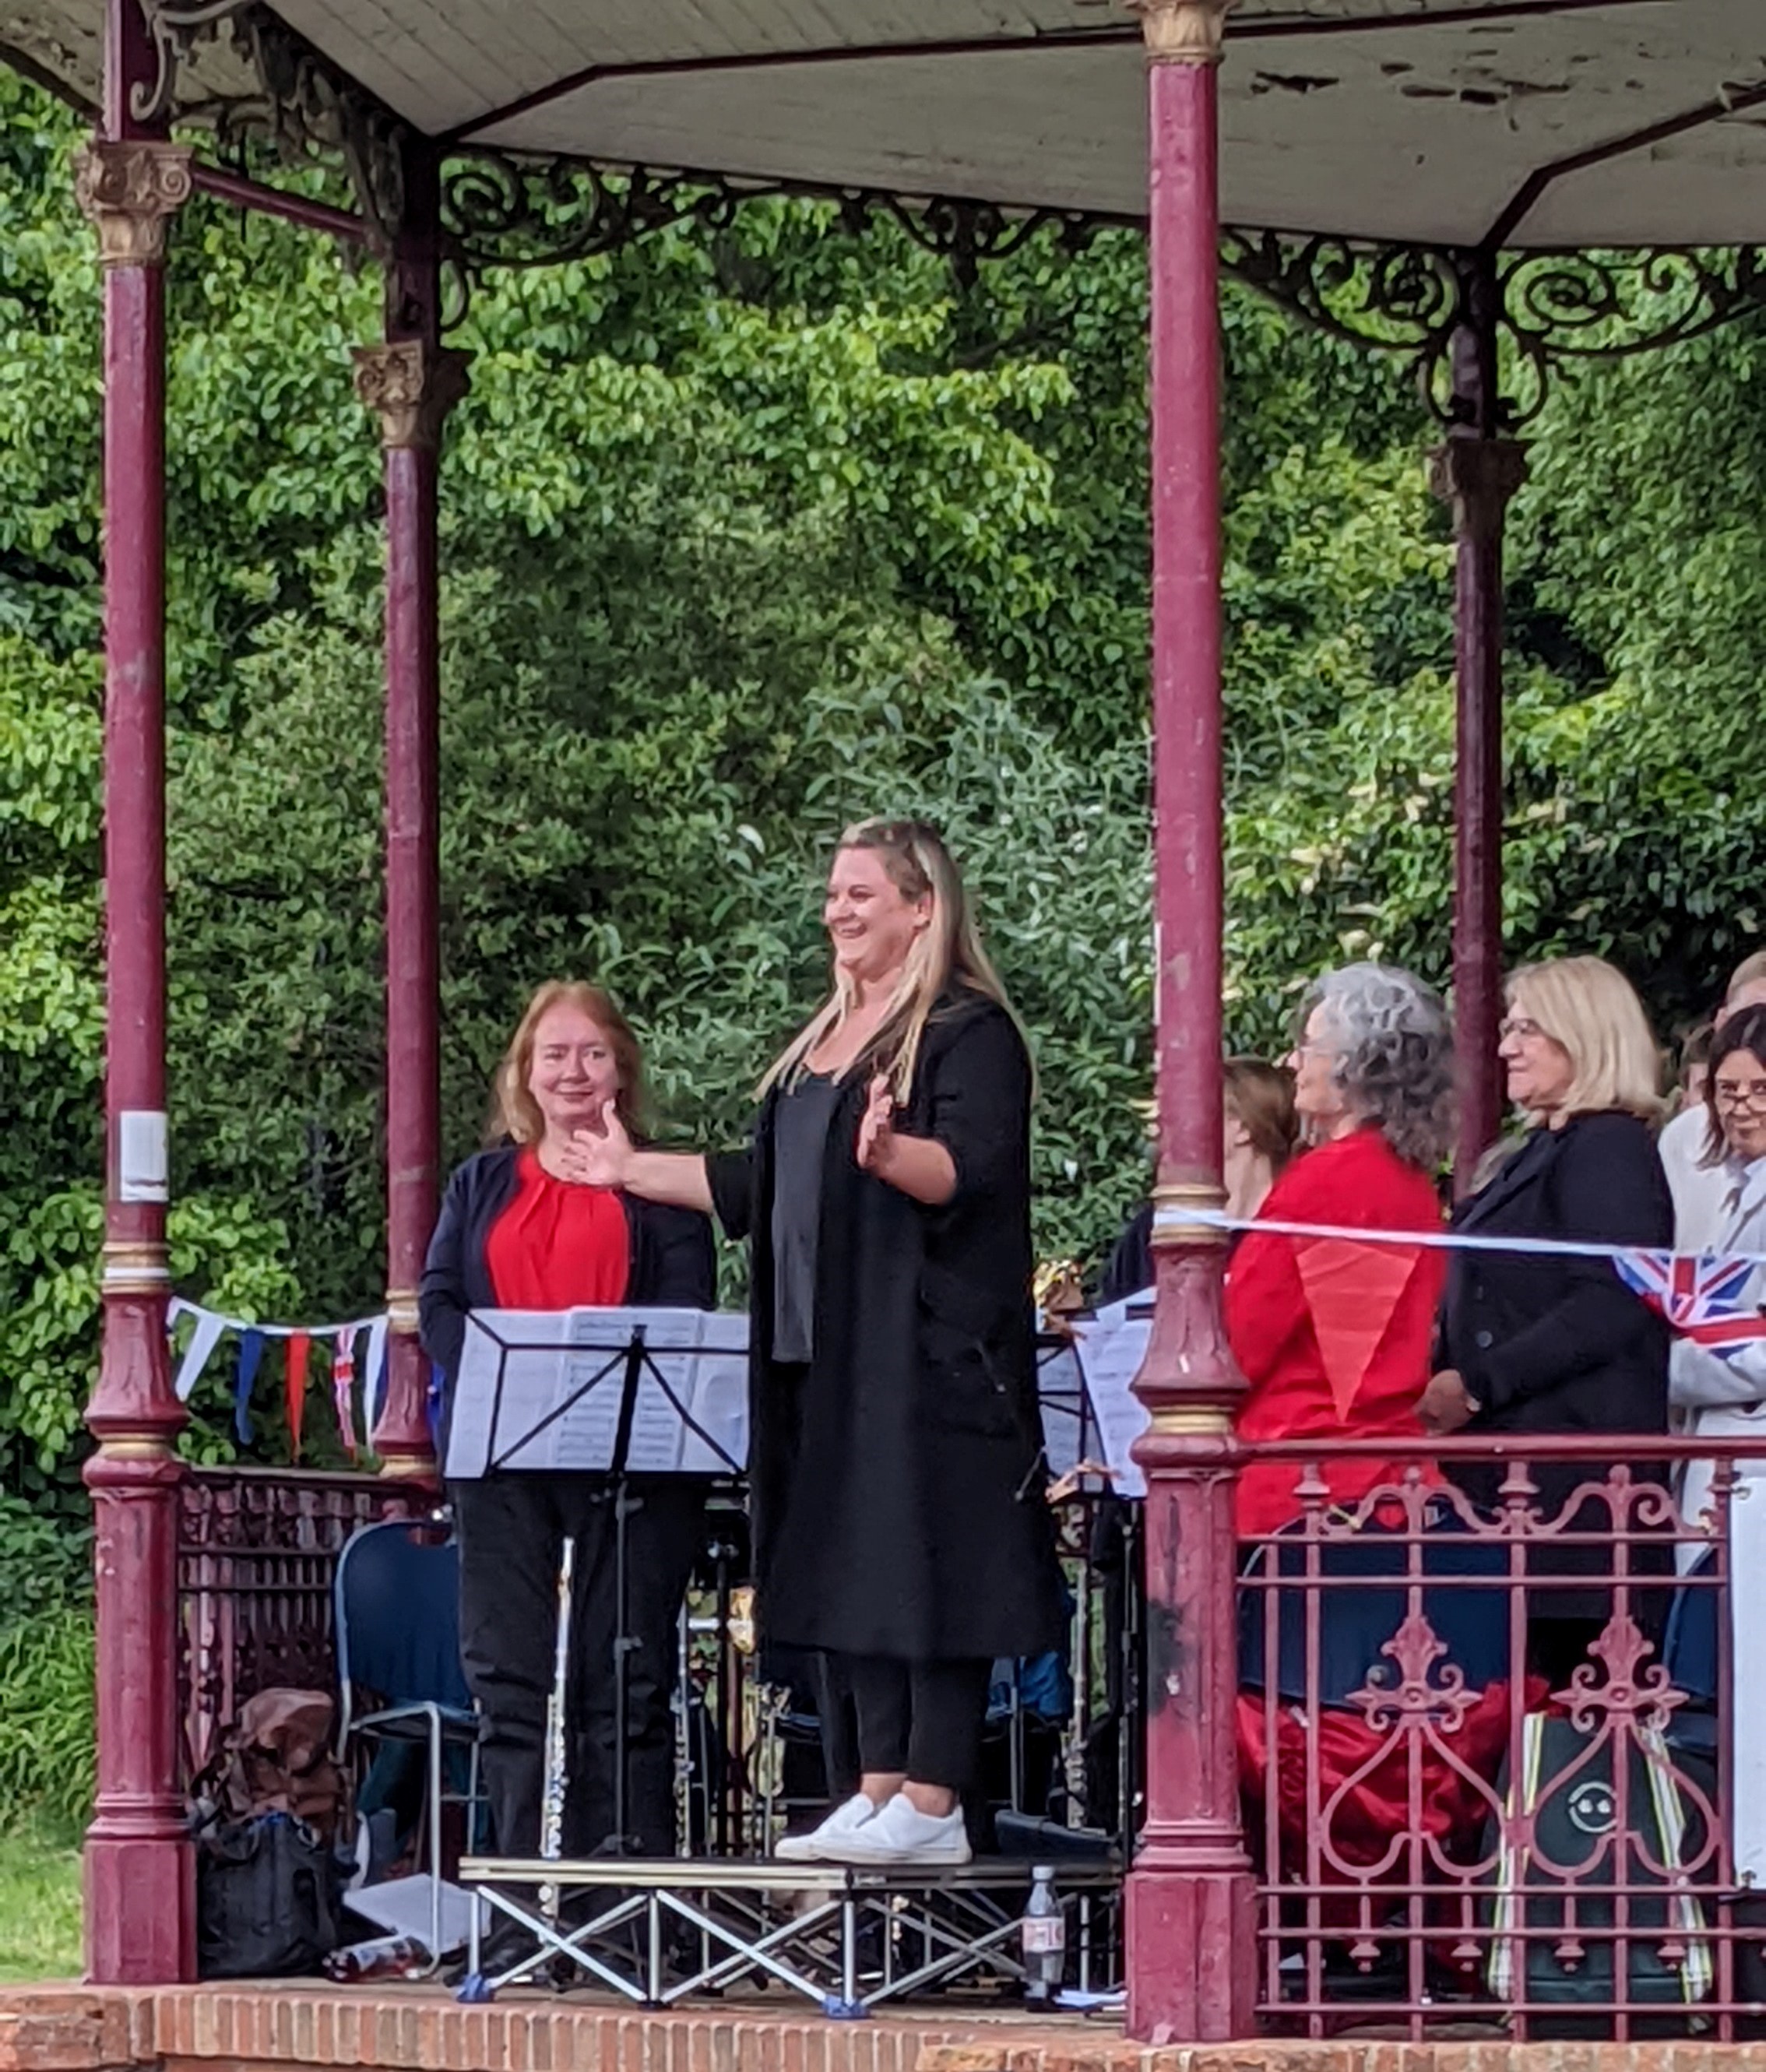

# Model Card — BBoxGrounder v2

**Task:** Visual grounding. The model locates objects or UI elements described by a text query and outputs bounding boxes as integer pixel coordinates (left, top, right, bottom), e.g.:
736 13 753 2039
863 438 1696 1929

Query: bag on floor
1487 1711 1711 2019
196 1809 345 1978
192 1687 350 1979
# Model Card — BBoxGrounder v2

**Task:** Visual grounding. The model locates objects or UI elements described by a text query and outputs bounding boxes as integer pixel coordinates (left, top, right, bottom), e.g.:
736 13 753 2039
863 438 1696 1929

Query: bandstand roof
5 0 1765 250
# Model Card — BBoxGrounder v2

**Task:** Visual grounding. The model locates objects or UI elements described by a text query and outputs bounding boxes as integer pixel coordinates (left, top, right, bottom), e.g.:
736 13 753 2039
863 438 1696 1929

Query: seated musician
420 980 715 1860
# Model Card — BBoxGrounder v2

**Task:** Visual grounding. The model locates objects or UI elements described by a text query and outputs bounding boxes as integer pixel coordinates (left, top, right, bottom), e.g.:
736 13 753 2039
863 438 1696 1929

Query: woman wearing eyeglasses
1422 955 1673 1685
1669 1002 1766 1540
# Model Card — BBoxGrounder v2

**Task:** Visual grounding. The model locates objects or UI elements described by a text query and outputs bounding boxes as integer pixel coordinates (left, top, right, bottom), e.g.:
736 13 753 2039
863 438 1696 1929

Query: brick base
3 1986 1766 2072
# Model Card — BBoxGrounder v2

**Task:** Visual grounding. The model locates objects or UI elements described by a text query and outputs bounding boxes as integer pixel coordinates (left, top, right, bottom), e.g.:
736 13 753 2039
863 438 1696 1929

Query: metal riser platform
456 1856 1122 2017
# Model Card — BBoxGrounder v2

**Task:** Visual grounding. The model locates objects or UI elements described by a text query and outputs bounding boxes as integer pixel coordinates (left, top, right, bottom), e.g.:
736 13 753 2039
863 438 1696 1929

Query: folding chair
334 1515 482 1967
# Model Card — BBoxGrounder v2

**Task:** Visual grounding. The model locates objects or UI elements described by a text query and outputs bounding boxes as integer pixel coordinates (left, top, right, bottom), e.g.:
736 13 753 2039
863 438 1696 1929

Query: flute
540 1535 576 1917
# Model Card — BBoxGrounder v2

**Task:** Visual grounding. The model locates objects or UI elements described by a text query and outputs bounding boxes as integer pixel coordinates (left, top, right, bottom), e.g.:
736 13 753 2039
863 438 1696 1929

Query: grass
0 1828 83 1982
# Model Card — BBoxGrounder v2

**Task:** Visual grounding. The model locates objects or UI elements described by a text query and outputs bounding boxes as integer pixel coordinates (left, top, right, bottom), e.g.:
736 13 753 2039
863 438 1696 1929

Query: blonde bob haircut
759 818 1025 1103
1506 956 1664 1126
487 980 646 1146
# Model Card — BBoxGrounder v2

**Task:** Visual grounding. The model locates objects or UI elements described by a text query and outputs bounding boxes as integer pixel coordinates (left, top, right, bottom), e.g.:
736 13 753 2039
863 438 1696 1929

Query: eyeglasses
1713 1078 1766 1110
1498 1015 1547 1043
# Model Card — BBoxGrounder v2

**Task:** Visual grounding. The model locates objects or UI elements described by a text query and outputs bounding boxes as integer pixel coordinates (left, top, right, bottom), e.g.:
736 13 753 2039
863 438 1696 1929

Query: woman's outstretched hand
856 1073 895 1174
560 1098 635 1188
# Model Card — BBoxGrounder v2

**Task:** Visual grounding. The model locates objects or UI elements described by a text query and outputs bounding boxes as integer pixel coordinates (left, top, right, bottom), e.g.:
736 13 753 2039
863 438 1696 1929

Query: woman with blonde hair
1423 955 1673 1683
578 818 1064 1865
420 980 715 1863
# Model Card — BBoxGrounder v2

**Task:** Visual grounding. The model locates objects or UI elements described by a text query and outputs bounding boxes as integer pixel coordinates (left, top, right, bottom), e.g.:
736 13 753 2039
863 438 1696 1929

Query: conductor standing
579 818 1064 1866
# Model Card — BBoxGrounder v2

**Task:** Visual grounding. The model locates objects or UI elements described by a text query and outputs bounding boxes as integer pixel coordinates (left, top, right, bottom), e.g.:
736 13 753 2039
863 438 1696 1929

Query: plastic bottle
1021 1865 1065 2005
322 1933 429 1982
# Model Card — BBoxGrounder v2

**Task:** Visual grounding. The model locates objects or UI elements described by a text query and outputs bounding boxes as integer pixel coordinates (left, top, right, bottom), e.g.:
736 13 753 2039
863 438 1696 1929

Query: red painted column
354 155 466 1479
1125 0 1256 2043
1430 293 1526 1191
74 0 196 1985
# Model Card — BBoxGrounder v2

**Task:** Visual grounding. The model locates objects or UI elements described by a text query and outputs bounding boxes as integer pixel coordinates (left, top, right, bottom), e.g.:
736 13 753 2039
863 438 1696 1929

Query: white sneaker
819 1792 972 1866
774 1792 880 1862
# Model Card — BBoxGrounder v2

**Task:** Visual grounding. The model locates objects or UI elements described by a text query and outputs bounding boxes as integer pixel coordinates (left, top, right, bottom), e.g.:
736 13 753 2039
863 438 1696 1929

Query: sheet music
681 1311 751 1475
621 1308 708 1472
1036 1340 1085 1481
1069 1306 1153 1500
448 1310 576 1479
446 1307 751 1479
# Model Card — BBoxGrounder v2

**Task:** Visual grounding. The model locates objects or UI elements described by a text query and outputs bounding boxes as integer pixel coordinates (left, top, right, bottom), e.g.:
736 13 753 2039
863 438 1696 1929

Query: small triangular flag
234 1331 264 1446
1295 1237 1423 1420
173 1307 227 1402
285 1331 310 1462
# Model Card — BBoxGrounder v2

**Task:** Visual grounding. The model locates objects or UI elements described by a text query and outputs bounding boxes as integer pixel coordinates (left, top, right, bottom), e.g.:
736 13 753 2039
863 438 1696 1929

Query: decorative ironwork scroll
1221 231 1766 427
131 0 257 128
138 0 410 246
437 147 1101 294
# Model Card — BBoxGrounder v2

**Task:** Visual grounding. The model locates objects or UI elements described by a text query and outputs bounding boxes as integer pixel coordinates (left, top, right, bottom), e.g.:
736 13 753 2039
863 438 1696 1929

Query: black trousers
832 1652 993 1793
452 1469 705 1858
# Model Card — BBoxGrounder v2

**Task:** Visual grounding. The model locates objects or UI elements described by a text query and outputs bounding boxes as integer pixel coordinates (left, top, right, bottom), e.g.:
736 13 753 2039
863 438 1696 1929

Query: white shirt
1660 1102 1731 1254
1671 1155 1766 1552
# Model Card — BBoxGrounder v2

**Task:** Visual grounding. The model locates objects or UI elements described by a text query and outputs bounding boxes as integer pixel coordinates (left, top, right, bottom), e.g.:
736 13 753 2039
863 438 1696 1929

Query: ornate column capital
73 139 193 267
351 338 471 451
1428 434 1529 544
1127 0 1234 64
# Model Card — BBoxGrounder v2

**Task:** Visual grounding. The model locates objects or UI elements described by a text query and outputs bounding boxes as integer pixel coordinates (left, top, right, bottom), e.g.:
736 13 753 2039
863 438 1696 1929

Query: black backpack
195 1808 346 1979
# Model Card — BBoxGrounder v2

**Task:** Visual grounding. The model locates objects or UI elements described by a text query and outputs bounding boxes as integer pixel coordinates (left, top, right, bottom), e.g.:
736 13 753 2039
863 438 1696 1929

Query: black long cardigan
706 994 1065 1663
1439 1110 1673 1603
419 1145 716 1437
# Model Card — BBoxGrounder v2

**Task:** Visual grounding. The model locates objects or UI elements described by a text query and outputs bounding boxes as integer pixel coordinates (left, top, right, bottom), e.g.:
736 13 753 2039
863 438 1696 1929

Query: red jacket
1226 1125 1444 1538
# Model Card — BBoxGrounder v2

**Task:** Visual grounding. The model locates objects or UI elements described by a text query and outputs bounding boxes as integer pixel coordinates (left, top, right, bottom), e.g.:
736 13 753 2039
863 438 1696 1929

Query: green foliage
0 1825 83 1979
4 58 1766 1497
0 1603 94 1839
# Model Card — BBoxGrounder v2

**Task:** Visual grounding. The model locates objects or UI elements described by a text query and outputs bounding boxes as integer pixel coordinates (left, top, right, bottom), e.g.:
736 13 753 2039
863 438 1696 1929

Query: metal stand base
457 1855 1121 2015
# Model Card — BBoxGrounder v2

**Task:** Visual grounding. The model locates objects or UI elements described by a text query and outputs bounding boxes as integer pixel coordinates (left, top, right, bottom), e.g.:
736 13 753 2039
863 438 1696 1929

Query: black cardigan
419 1145 716 1408
704 993 1064 1661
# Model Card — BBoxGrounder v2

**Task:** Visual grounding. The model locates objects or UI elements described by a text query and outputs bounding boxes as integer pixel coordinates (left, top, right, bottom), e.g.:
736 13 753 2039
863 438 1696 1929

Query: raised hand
558 1098 635 1189
855 1072 895 1175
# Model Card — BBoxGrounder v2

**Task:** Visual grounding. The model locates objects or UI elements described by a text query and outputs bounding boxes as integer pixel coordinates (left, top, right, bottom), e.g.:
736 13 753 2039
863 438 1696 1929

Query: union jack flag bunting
1613 1251 1766 1358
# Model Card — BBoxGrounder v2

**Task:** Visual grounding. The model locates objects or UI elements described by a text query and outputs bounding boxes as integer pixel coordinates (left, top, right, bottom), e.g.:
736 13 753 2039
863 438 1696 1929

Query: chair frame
334 1515 484 1970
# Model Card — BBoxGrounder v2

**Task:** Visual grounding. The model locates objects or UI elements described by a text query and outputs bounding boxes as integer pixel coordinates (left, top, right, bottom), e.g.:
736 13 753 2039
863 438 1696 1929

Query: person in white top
1672 1003 1766 1540
1660 952 1766 1254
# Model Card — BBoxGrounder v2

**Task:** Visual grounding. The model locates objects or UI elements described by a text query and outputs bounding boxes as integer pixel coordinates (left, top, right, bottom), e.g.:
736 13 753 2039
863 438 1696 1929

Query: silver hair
1303 962 1455 1172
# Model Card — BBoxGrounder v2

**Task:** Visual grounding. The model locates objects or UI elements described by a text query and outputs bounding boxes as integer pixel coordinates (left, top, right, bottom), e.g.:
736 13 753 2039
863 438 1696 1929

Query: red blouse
1226 1126 1445 1539
484 1149 631 1311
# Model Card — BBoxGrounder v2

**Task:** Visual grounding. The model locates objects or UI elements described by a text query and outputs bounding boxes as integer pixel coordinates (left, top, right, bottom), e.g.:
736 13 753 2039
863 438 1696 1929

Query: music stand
448 1307 749 1856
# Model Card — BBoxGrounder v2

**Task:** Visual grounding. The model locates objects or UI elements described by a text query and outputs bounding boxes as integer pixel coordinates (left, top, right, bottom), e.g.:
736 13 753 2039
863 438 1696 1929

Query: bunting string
165 1297 391 1457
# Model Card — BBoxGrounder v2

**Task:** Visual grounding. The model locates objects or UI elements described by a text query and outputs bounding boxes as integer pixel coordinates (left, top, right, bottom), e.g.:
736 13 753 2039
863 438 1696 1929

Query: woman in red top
420 981 714 1863
1227 962 1454 1539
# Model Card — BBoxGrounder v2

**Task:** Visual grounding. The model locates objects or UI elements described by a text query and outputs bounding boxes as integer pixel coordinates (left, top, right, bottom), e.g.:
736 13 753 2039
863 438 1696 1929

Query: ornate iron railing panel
176 1465 425 1780
1237 1435 1760 2040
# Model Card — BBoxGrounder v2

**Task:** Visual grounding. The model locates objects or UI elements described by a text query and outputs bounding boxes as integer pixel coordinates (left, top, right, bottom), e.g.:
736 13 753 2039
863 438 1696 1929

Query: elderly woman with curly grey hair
1226 962 1455 1539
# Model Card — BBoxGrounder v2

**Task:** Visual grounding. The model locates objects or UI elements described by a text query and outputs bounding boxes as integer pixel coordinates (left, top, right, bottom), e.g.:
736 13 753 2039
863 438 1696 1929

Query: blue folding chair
334 1517 482 1966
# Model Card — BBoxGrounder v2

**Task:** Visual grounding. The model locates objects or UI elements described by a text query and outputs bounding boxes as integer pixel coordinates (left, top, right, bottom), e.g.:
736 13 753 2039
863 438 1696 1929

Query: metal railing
1237 1434 1766 2040
176 1465 425 1779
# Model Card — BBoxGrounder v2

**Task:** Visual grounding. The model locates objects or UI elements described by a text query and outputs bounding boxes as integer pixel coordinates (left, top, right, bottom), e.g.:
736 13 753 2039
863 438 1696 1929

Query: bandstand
8 0 1766 2046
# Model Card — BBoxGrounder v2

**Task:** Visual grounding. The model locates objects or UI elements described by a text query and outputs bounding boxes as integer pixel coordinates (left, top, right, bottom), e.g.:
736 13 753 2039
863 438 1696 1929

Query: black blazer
1440 1110 1672 1437
419 1145 716 1401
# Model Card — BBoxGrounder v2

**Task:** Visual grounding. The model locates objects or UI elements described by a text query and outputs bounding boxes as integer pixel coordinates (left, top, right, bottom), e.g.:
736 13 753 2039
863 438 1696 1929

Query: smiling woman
419 980 716 1871
576 819 1065 1866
